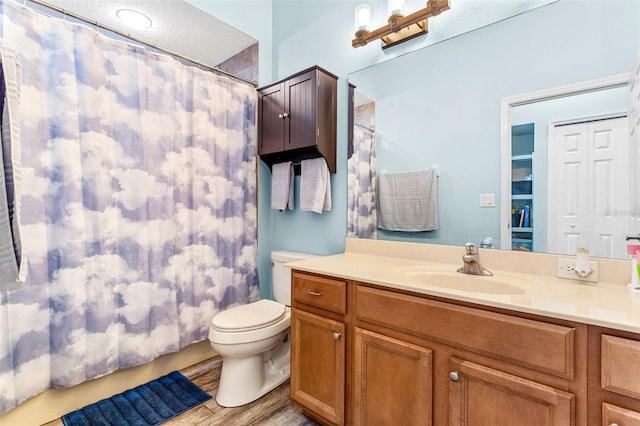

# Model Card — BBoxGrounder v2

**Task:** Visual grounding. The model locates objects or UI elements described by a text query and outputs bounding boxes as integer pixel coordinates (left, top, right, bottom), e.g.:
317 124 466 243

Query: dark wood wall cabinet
257 66 338 174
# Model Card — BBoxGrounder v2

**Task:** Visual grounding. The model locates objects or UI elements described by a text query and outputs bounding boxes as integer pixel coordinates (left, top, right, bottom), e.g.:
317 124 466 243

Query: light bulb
388 0 405 16
355 4 371 31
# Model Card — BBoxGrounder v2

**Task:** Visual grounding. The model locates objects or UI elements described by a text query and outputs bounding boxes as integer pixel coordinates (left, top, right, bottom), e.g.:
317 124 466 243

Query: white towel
377 169 438 232
0 42 27 290
271 161 294 210
300 158 331 213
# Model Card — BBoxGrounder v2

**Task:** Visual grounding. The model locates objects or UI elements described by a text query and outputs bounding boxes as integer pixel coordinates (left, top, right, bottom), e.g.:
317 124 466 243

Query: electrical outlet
557 258 599 283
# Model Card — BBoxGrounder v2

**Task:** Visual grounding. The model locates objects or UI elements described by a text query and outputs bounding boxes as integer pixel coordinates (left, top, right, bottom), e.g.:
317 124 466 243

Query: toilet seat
211 300 285 332
209 301 291 345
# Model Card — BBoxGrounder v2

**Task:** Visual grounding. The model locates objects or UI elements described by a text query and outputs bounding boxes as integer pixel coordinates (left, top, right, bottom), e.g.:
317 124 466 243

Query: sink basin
403 271 527 295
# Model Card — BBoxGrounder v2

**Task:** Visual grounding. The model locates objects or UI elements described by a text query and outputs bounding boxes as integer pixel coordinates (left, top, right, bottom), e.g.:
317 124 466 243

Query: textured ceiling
35 0 257 68
32 0 556 73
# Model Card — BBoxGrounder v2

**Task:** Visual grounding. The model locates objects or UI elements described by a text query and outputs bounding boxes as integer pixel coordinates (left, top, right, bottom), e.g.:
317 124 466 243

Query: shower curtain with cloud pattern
347 125 377 239
0 0 259 414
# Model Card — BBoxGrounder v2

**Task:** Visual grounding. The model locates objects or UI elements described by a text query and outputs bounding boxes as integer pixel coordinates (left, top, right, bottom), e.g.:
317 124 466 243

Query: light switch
479 193 495 207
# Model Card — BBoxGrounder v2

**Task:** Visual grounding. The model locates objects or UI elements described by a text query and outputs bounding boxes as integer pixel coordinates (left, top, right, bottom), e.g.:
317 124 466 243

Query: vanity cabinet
290 271 350 426
257 66 337 173
289 264 640 426
354 284 583 425
588 327 640 425
290 270 589 425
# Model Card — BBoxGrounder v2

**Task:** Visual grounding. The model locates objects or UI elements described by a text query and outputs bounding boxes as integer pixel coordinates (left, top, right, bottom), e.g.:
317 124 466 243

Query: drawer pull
306 290 324 296
609 424 619 426
449 371 459 382
333 332 341 340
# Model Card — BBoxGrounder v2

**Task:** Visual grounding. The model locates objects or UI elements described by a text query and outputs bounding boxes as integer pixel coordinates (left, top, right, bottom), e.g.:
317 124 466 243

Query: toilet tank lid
271 250 318 263
212 299 285 332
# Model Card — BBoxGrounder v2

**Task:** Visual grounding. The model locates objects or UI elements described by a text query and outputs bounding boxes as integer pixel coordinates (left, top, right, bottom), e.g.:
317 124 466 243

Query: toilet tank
271 250 317 305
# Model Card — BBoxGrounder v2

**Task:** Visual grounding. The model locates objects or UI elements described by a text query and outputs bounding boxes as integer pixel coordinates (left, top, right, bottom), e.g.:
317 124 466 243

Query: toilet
208 250 315 407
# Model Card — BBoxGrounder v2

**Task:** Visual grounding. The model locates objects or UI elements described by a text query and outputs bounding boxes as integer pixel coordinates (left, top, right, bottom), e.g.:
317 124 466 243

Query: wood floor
45 357 319 426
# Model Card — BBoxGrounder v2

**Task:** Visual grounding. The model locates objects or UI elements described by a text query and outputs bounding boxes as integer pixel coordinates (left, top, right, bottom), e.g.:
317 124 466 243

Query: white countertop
287 251 640 334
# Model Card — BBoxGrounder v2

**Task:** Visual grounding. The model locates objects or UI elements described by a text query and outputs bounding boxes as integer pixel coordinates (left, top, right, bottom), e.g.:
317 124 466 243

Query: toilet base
215 336 290 407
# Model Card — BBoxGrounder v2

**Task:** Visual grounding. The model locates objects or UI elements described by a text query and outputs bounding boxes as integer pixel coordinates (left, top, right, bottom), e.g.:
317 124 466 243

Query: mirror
347 1 639 259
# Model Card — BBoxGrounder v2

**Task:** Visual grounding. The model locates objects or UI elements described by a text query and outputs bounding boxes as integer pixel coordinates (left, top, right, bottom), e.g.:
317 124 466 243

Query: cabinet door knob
333 332 341 340
609 424 619 426
278 113 284 119
283 112 289 118
306 290 324 296
449 371 459 382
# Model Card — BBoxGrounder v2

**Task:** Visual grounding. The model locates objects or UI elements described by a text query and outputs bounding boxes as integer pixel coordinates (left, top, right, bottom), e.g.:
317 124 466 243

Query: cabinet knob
449 371 459 382
570 223 576 228
283 112 289 118
278 113 284 119
333 332 341 340
609 424 619 426
306 290 324 297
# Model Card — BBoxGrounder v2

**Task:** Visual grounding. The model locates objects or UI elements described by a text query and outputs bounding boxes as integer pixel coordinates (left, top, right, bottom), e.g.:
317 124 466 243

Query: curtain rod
23 0 258 87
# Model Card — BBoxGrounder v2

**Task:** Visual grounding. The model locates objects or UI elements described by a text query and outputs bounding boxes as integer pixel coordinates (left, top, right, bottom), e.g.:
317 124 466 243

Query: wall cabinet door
257 82 285 155
285 70 316 150
353 328 433 426
291 309 345 426
448 357 575 426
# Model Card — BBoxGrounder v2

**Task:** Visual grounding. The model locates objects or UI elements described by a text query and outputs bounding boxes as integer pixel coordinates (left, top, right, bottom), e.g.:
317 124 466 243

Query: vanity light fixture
353 0 450 50
116 9 152 30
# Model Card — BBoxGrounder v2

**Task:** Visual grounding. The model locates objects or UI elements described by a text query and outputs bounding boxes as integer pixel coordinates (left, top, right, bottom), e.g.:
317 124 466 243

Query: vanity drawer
355 285 575 379
601 334 640 399
292 271 347 315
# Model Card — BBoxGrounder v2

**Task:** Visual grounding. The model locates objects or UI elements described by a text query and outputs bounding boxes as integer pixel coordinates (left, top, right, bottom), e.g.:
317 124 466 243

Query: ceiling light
116 9 152 30
353 0 450 50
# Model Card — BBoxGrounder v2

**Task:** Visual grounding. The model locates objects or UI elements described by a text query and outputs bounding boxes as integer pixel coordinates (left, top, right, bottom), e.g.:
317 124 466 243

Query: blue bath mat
61 371 212 426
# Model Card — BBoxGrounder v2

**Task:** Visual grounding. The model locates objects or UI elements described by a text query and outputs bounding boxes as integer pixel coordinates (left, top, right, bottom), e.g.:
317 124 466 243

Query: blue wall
190 0 639 299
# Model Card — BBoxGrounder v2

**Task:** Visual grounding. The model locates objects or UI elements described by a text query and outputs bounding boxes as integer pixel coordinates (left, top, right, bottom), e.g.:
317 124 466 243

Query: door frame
499 73 630 251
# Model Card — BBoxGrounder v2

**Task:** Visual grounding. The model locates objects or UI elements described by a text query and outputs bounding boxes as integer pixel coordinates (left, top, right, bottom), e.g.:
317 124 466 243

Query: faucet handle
464 242 478 255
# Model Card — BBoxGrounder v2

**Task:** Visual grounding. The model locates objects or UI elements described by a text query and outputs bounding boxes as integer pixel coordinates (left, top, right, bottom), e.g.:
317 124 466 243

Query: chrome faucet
457 243 493 276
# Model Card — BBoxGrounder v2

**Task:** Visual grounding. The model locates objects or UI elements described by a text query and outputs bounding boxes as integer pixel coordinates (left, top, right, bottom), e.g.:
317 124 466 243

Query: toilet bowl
208 250 315 407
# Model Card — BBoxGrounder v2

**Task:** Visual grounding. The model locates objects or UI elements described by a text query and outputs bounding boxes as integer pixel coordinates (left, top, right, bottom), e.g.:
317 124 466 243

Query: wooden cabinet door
285 70 317 150
602 402 640 426
448 358 575 426
291 309 345 425
257 82 285 154
353 328 433 426
601 334 640 399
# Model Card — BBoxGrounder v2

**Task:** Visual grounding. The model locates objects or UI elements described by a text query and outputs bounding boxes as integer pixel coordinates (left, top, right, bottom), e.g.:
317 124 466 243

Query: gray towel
300 158 331 213
0 43 26 290
377 169 438 232
271 161 294 210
